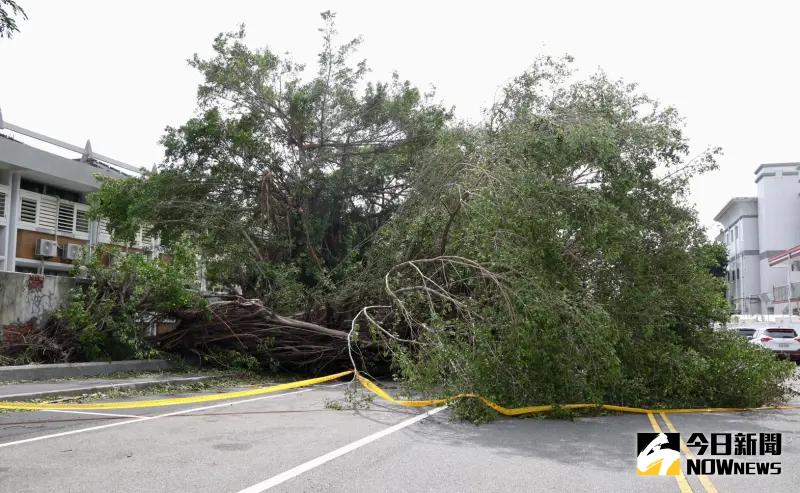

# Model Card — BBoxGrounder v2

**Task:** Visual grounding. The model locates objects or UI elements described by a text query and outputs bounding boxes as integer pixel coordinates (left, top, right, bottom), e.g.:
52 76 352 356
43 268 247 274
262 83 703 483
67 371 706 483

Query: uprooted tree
34 13 794 421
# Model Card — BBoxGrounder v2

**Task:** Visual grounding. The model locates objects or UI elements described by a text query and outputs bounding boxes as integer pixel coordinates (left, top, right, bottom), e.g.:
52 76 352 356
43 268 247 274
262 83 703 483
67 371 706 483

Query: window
18 190 89 237
0 187 6 218
20 197 37 223
764 328 798 339
21 179 81 203
57 202 75 233
734 225 739 239
76 209 89 234
37 197 58 230
98 219 110 241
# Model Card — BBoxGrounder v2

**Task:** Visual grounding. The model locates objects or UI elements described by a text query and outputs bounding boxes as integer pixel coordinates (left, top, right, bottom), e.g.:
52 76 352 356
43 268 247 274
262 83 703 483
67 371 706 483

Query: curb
0 360 173 382
0 376 213 401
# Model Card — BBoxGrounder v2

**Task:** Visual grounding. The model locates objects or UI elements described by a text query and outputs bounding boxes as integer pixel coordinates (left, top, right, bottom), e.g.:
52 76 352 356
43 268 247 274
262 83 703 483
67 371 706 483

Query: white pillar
3 172 21 272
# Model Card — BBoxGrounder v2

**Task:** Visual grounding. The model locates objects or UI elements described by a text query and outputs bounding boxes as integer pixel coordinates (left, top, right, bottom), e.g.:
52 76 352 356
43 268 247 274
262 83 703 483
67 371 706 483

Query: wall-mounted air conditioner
63 243 82 260
35 239 59 257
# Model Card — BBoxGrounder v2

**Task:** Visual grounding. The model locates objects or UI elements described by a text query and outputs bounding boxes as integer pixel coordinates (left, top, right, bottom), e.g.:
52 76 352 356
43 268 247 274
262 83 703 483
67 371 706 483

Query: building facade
714 162 800 315
0 109 156 275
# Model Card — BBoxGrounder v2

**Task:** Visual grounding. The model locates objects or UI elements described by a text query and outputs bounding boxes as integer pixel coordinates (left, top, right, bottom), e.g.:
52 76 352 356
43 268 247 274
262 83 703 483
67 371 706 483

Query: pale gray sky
1 1 798 234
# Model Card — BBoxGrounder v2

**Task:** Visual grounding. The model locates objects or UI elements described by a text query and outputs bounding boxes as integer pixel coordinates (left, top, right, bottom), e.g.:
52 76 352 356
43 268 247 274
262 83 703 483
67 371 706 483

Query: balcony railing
773 282 800 303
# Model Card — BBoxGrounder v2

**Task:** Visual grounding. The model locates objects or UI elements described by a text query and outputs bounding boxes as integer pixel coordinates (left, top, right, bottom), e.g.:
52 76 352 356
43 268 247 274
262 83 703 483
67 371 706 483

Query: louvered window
20 198 37 223
57 202 75 233
76 209 89 233
140 227 153 249
38 196 58 230
0 188 6 218
97 219 111 243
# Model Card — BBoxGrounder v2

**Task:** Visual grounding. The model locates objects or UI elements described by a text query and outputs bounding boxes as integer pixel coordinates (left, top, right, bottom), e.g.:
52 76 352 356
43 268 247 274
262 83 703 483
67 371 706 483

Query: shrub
42 239 205 362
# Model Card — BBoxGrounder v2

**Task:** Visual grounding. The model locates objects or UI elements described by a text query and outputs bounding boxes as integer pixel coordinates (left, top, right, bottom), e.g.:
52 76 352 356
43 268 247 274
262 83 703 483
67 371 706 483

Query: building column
88 219 98 258
3 172 20 272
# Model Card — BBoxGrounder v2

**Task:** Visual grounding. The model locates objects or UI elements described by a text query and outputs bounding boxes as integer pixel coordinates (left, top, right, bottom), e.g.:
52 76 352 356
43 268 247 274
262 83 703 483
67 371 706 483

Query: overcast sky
1 1 798 234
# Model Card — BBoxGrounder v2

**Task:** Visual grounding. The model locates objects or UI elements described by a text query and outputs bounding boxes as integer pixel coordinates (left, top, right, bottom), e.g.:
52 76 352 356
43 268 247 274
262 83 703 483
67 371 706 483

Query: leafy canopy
91 12 449 302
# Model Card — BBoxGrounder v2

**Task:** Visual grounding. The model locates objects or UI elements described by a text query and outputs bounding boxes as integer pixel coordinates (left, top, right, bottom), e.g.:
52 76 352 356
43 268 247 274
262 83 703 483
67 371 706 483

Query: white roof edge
713 197 757 223
0 107 142 175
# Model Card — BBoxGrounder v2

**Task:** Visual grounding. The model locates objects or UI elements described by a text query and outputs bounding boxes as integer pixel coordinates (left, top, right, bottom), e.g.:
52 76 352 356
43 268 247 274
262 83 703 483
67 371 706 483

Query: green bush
44 239 206 362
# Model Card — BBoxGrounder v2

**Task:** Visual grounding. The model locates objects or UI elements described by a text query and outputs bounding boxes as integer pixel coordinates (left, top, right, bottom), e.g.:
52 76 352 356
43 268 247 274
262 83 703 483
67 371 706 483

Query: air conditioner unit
63 243 82 260
34 239 59 257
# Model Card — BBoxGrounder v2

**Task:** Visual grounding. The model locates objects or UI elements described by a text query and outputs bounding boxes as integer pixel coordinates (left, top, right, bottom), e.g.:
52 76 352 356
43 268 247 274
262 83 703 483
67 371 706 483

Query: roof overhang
754 162 800 176
713 197 758 223
768 244 800 266
0 136 123 192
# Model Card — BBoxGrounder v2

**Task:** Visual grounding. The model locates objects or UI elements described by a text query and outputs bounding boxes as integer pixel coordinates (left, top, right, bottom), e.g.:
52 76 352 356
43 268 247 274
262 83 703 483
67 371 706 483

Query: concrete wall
716 198 761 313
756 164 800 301
0 271 74 335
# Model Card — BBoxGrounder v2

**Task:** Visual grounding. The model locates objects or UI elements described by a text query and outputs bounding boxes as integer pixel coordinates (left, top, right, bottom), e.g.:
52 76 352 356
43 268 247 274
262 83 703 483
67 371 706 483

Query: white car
749 327 800 362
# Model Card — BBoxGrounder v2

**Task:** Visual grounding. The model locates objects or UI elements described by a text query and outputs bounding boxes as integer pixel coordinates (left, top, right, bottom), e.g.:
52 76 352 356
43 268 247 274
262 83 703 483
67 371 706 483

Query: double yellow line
645 412 718 493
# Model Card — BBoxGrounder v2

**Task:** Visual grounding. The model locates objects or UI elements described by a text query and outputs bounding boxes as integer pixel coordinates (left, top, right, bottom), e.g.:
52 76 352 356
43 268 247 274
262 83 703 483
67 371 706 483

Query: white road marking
0 388 314 449
237 406 448 492
321 382 349 388
43 409 140 419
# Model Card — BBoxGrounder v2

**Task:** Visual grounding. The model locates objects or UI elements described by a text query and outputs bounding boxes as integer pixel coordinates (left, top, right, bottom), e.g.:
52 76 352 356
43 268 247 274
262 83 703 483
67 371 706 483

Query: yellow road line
646 413 693 493
660 413 718 493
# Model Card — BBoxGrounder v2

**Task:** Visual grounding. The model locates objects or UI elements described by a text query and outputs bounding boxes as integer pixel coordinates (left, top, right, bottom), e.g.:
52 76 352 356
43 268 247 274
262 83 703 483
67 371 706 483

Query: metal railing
0 106 142 175
772 282 800 303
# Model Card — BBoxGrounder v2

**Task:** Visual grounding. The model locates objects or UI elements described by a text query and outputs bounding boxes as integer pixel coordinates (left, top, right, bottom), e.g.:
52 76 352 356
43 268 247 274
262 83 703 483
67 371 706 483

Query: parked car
749 327 800 362
733 327 757 339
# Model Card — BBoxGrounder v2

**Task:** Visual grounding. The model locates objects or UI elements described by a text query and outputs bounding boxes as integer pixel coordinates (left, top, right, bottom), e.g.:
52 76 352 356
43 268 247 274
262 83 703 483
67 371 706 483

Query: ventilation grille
57 202 75 233
20 198 37 223
76 209 89 233
38 197 58 230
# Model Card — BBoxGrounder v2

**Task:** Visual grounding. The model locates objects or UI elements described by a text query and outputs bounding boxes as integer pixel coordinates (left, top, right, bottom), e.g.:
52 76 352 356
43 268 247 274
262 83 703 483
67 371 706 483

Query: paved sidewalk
0 374 212 400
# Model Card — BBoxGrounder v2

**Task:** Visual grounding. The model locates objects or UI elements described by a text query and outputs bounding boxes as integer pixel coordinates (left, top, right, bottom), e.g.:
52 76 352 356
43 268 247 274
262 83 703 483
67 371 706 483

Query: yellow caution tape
0 370 354 411
1 367 799 416
355 373 800 416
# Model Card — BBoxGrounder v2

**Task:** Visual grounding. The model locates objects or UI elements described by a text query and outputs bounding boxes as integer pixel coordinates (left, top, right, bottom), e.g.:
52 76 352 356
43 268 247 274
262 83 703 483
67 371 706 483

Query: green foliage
0 0 26 39
47 240 205 362
78 16 795 420
90 13 449 302
202 349 261 372
615 329 794 409
354 56 794 421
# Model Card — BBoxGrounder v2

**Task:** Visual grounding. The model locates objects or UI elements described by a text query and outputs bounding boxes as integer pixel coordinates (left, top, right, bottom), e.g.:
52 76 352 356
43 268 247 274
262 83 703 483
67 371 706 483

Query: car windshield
736 328 756 338
765 328 798 338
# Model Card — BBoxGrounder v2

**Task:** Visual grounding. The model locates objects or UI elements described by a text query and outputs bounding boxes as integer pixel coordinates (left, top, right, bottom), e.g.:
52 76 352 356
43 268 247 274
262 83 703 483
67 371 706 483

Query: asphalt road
0 381 798 492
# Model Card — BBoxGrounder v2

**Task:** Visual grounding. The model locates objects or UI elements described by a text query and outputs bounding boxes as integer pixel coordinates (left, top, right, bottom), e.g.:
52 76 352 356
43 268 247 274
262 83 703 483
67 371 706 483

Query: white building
714 162 800 315
0 108 157 275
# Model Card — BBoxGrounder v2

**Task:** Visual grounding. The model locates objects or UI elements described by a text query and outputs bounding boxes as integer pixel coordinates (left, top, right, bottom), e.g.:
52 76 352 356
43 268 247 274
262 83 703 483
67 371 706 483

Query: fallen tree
157 296 382 372
8 17 792 423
